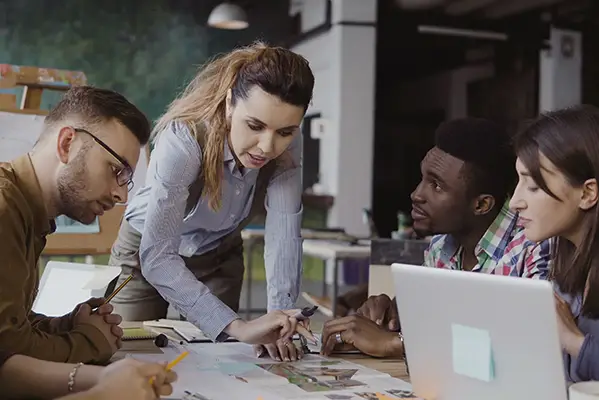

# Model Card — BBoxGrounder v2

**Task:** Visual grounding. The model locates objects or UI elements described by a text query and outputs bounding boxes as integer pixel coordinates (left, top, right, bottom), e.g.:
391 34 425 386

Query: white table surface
302 239 371 260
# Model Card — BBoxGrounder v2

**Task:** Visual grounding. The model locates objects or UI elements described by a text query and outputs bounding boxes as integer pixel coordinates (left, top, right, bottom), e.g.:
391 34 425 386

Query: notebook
122 327 157 341
143 319 238 342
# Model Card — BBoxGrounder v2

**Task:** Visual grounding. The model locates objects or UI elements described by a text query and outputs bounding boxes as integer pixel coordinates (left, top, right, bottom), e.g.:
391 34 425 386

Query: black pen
298 334 311 354
293 306 318 344
293 305 318 321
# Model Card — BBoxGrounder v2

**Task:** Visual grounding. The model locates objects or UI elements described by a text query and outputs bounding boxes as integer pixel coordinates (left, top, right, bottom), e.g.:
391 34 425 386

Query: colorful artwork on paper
0 64 87 88
258 361 365 393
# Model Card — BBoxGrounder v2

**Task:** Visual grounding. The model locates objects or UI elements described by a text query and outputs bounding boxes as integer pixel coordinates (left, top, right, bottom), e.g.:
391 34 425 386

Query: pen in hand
92 274 134 313
104 274 134 304
149 351 189 385
293 306 318 344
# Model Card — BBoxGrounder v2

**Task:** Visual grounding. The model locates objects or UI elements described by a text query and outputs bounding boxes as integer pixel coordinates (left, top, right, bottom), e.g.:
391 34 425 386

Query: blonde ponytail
152 41 313 211
153 43 267 210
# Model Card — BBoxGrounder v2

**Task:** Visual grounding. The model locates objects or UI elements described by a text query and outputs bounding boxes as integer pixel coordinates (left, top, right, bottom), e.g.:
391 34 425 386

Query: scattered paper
451 323 495 382
125 342 412 400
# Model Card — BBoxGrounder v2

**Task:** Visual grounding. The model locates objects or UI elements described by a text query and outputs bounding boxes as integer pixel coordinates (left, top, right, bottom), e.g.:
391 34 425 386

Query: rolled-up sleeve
139 122 239 341
263 133 303 311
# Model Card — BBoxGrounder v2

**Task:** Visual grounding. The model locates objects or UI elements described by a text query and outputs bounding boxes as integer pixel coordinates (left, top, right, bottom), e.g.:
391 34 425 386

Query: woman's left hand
555 294 585 357
252 319 312 362
253 339 303 362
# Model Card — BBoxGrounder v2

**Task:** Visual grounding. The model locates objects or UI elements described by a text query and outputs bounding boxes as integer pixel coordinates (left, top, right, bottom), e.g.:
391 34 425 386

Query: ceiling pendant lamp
208 2 249 30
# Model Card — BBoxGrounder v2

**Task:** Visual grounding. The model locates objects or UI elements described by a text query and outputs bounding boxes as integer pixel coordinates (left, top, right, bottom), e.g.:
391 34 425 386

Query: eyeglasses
73 127 135 191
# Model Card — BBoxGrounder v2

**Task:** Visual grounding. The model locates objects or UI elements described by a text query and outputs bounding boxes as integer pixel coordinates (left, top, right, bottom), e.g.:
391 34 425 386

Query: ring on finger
335 333 343 344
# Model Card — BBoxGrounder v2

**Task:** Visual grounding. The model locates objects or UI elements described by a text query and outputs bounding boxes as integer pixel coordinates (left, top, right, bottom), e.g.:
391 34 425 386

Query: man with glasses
0 86 151 363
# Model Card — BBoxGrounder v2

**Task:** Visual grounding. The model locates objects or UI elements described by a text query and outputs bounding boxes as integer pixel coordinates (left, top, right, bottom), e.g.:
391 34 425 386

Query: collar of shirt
439 199 518 271
223 137 258 179
10 154 55 236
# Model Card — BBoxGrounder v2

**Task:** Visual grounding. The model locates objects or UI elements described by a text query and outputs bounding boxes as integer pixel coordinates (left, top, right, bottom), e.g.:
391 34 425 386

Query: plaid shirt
424 200 552 278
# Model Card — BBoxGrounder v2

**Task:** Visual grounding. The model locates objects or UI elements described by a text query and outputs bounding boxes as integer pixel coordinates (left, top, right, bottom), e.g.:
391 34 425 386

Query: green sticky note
451 323 495 382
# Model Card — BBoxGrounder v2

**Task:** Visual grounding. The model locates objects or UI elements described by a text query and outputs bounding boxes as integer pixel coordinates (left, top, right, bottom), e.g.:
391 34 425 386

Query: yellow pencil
165 351 189 370
103 274 133 304
149 351 189 385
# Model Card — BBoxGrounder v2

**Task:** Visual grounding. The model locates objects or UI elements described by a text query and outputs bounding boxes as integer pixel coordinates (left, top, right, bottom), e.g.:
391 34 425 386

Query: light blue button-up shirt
125 121 303 340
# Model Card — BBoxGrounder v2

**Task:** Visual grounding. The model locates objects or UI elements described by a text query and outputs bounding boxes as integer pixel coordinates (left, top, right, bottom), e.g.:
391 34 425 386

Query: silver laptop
391 263 567 400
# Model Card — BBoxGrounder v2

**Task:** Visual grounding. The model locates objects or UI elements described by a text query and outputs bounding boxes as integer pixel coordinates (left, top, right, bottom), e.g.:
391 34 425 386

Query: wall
0 0 293 121
539 26 582 112
396 64 495 119
292 0 377 237
373 59 494 236
296 0 329 31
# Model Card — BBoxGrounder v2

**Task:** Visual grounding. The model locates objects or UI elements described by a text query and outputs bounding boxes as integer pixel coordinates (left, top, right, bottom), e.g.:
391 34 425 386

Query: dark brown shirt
0 350 14 367
0 154 112 363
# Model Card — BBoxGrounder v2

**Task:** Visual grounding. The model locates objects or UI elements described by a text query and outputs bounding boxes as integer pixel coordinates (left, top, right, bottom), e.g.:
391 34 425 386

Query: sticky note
451 323 495 382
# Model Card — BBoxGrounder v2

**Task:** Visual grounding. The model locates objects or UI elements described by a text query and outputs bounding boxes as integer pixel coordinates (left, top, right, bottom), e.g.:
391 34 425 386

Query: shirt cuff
186 293 240 342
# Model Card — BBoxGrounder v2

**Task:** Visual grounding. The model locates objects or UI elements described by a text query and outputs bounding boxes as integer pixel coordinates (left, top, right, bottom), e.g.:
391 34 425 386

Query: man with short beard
0 86 151 363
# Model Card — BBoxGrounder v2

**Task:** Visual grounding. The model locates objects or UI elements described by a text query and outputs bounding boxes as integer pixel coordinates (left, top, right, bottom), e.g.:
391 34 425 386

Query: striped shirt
424 200 552 278
125 122 303 340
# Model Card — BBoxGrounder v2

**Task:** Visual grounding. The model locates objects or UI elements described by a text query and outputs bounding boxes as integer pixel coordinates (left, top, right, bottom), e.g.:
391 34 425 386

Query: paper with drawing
128 342 415 400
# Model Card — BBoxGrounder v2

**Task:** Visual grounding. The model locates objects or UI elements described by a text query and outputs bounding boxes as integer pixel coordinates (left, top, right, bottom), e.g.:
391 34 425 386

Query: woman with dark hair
510 104 599 382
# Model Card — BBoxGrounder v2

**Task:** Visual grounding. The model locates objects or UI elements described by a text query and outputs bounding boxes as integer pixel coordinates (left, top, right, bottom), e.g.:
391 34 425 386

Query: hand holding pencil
93 358 178 400
68 275 134 353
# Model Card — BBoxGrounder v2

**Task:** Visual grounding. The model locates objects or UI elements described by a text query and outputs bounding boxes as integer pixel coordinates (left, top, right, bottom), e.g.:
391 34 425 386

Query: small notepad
122 327 157 341
451 323 495 382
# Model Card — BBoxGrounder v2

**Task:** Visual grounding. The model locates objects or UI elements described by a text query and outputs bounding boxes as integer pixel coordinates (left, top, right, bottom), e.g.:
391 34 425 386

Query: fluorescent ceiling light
208 3 249 30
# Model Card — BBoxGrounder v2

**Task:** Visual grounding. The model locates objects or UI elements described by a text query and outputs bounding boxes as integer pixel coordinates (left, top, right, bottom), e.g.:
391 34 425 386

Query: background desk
368 238 428 297
241 229 371 318
301 240 371 317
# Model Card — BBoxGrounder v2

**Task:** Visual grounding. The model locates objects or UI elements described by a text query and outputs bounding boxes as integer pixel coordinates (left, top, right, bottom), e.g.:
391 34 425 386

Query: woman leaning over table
0 351 176 399
509 104 599 382
107 41 314 361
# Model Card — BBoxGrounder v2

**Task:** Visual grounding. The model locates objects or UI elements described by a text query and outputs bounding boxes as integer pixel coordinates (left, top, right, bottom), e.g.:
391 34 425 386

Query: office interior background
1 0 595 313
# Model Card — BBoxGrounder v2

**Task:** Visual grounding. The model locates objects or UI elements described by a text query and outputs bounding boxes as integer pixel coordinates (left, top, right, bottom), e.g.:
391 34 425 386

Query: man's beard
56 152 94 224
